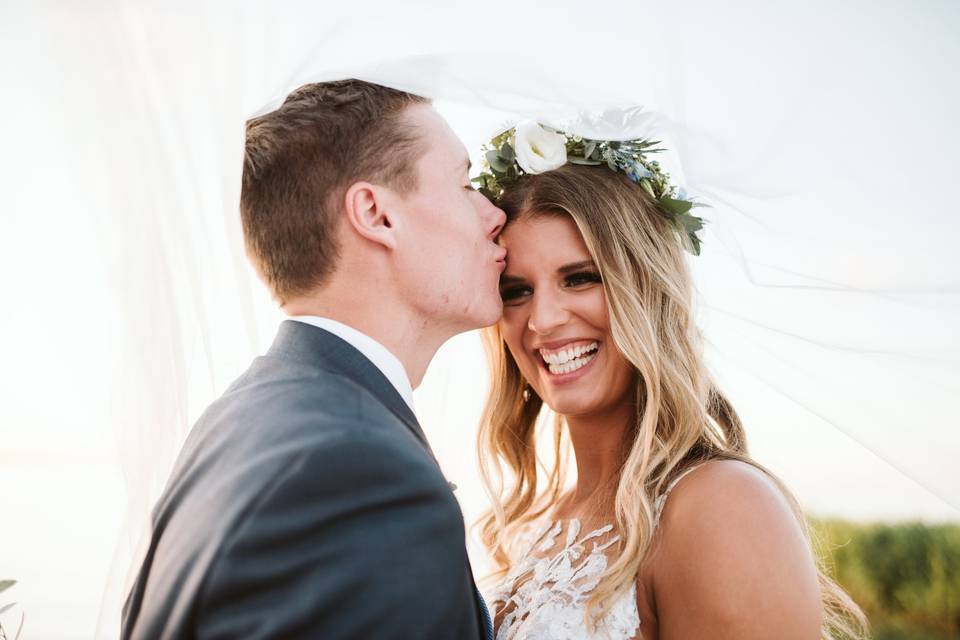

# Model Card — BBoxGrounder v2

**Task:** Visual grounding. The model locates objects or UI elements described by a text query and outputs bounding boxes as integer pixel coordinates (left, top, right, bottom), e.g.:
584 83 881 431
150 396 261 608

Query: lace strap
653 463 707 525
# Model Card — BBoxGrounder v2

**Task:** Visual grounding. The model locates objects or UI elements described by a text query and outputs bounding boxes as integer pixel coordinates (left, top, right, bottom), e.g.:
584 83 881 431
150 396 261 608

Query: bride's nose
527 290 570 335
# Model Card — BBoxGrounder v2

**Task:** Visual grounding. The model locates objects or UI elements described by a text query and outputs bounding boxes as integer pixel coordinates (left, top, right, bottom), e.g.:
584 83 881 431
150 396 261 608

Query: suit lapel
474 581 494 640
267 320 434 456
270 322 496 634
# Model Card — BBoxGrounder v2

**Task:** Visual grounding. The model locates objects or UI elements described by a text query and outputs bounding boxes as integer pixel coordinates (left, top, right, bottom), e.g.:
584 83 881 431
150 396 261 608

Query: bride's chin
538 392 588 417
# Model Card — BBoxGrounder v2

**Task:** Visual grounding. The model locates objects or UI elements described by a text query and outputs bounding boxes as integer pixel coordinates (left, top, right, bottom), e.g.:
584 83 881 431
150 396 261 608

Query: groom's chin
470 298 504 330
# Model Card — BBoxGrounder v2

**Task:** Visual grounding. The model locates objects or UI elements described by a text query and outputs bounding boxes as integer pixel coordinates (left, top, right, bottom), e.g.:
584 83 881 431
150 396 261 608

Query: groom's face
392 106 507 331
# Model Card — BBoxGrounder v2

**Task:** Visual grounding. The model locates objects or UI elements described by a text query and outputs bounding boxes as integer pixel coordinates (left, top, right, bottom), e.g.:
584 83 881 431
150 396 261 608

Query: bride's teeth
539 341 599 368
546 349 597 375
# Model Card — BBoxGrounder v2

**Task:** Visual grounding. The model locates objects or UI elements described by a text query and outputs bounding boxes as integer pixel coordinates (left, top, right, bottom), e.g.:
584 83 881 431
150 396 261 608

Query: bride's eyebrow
557 260 597 274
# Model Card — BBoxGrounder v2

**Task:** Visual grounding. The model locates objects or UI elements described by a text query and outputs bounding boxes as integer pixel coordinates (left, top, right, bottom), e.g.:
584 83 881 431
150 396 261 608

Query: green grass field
812 519 960 639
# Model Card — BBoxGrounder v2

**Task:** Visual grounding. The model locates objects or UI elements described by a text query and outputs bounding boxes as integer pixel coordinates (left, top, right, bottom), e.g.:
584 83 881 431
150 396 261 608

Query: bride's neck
561 401 635 513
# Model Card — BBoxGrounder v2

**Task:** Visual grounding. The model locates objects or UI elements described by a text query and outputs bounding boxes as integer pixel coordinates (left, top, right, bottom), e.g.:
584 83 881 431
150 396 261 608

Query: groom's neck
282 286 447 389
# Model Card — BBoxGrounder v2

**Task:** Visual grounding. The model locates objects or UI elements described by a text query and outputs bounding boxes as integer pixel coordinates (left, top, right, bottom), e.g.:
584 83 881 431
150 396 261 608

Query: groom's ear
342 181 397 250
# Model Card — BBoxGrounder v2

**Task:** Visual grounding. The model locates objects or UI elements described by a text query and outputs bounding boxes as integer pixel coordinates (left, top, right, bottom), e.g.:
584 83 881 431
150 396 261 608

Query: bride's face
498 215 635 418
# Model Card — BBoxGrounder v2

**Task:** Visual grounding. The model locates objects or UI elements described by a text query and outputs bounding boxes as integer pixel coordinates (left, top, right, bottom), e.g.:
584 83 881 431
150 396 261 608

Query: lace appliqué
487 465 705 640
488 519 640 640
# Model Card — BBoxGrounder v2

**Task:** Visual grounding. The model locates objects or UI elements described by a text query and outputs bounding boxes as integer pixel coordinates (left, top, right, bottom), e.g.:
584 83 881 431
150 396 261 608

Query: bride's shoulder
655 459 803 549
647 459 821 636
659 459 788 522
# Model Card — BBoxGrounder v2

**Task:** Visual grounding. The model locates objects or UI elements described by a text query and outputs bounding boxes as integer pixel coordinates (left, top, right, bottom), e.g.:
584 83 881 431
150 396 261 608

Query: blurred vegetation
812 519 960 640
0 579 22 640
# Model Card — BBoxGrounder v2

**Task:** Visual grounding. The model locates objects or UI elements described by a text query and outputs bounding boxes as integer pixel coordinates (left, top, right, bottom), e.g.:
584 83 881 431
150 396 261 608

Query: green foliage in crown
472 121 707 255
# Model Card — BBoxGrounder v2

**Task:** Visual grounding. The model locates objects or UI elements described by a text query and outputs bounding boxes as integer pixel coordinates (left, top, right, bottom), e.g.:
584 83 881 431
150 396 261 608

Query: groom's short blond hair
240 80 429 304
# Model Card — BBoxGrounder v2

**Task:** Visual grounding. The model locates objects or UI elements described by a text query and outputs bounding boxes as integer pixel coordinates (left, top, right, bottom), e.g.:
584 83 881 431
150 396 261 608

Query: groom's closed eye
461 158 475 191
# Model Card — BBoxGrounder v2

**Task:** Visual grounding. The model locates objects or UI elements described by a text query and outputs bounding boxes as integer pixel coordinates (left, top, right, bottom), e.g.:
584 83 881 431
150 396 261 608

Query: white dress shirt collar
287 316 415 413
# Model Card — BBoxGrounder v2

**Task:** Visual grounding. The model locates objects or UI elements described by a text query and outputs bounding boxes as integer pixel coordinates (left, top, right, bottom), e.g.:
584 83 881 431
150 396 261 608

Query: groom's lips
494 247 507 269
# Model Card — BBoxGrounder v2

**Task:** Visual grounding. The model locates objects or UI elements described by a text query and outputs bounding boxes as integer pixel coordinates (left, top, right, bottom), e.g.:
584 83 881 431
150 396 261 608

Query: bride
474 124 869 639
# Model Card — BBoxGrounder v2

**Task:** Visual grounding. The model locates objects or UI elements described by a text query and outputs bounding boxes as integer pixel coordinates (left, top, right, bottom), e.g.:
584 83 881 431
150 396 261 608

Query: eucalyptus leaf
490 157 509 173
485 150 501 166
658 197 694 215
677 213 705 232
0 581 14 595
499 142 516 161
0 602 14 616
583 140 597 159
568 156 603 166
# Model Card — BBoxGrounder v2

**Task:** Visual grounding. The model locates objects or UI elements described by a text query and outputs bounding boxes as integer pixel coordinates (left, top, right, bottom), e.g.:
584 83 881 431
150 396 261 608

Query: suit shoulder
156 360 437 536
191 358 417 454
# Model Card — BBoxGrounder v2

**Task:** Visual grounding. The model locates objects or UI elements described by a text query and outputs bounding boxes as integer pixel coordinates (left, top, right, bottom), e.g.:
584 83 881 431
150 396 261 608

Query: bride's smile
536 339 600 380
497 214 634 417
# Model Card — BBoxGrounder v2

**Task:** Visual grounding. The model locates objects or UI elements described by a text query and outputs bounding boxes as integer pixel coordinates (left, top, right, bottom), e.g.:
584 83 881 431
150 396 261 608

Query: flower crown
472 121 706 255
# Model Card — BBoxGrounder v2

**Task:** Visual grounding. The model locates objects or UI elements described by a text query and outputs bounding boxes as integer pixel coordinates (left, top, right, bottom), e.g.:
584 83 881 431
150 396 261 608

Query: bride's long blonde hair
477 164 868 639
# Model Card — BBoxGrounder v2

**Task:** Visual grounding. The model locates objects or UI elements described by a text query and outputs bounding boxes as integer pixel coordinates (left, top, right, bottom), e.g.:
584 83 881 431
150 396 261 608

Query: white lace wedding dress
487 466 702 640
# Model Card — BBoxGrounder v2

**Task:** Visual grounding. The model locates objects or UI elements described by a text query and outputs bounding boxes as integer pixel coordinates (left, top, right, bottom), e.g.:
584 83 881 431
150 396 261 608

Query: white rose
513 121 568 174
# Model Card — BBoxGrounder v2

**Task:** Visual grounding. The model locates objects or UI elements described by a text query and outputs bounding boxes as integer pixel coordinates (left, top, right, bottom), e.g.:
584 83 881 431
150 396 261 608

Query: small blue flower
677 186 688 200
625 161 652 183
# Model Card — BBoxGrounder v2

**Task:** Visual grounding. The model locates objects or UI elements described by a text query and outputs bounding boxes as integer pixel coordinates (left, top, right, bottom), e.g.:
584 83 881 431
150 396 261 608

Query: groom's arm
194 426 480 640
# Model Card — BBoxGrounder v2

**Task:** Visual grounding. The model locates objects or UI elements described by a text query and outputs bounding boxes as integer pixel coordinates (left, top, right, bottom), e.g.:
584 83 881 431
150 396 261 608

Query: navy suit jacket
121 320 491 639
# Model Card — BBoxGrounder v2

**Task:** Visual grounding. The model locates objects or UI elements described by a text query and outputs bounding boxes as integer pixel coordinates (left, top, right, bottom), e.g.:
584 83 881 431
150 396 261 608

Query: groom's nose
483 200 506 240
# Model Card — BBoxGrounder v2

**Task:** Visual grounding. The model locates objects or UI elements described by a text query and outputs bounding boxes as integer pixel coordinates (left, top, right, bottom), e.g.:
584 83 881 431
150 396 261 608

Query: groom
121 80 506 639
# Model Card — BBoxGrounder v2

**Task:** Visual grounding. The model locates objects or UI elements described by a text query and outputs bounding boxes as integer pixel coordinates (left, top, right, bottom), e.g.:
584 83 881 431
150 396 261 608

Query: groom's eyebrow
557 260 597 274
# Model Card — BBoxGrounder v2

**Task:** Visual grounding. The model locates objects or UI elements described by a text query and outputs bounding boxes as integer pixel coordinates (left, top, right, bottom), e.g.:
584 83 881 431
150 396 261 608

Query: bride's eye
500 285 531 305
564 271 602 288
